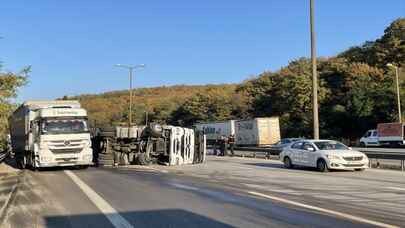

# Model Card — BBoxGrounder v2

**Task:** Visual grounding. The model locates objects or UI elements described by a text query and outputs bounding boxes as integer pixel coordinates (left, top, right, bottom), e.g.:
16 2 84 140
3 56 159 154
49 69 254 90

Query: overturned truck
92 123 206 166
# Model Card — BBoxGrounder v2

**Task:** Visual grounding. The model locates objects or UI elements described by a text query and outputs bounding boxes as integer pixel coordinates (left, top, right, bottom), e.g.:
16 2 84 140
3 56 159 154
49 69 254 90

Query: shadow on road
245 163 356 173
45 209 235 228
244 163 285 169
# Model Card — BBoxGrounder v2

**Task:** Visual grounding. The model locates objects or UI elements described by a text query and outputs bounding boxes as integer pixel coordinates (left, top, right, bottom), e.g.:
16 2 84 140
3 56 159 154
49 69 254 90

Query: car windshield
314 141 348 150
41 119 89 134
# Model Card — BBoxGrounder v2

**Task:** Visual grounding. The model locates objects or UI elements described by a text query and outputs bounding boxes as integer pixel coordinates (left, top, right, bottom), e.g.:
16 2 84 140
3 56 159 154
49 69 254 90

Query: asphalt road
1 155 405 228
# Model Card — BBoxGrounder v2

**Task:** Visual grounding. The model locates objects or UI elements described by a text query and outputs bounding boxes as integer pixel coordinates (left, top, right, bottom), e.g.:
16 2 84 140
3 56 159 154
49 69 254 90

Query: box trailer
194 120 235 144
9 100 93 169
235 117 280 147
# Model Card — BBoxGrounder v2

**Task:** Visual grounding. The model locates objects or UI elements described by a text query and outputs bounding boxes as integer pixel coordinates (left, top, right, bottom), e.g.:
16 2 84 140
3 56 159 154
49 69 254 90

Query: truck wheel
135 153 151 165
16 155 26 170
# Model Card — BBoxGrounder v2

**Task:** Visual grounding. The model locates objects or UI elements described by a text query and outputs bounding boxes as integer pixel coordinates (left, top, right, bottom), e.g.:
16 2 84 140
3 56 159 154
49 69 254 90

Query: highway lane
1 156 404 227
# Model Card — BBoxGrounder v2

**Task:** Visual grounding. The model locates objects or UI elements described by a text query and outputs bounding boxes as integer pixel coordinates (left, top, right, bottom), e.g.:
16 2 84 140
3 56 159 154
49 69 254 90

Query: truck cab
359 129 380 147
9 100 93 169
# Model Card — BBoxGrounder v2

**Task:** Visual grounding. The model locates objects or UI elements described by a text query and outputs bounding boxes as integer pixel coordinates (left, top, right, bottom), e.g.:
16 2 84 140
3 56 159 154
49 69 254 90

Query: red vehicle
377 122 405 146
360 123 405 147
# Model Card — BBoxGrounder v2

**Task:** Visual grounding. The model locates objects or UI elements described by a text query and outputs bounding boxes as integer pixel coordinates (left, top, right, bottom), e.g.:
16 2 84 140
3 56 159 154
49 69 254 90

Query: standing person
213 136 219 156
219 136 226 156
228 134 235 156
221 135 228 156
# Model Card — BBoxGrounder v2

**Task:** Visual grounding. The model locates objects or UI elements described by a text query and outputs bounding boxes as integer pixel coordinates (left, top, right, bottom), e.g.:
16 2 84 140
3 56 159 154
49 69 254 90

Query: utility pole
310 0 319 139
387 63 402 122
115 64 145 128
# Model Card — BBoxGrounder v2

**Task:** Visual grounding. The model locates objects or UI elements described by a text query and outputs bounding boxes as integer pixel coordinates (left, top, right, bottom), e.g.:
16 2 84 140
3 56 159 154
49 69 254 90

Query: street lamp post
387 63 402 122
114 64 145 127
310 0 319 139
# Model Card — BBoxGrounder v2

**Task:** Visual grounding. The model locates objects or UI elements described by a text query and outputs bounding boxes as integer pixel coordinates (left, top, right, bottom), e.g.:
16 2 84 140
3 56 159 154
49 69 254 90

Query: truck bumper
36 147 93 168
37 160 93 168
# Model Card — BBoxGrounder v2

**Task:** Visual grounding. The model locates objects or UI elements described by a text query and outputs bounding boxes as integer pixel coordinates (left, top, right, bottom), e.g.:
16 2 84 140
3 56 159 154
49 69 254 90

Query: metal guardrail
233 146 405 171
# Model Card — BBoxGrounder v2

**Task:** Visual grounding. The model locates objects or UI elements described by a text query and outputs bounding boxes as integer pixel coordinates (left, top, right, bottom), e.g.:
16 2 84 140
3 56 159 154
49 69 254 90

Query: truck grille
50 148 83 154
48 139 87 147
343 156 363 161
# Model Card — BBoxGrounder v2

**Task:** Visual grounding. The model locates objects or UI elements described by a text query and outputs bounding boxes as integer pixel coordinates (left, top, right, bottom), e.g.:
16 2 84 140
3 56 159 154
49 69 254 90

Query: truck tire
135 153 151 165
16 155 26 170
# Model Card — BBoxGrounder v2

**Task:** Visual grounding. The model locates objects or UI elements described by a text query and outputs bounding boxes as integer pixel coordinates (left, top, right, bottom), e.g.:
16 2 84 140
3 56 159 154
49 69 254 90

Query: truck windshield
41 119 89 135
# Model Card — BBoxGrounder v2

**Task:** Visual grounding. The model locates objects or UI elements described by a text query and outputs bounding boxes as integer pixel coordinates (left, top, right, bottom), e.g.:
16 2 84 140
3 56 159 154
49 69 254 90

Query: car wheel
284 157 293 169
317 159 329 172
355 168 365 172
360 142 366 147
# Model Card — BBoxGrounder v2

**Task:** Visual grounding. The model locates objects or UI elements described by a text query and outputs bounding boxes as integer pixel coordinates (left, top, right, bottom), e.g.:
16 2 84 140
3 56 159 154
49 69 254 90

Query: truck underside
92 124 206 166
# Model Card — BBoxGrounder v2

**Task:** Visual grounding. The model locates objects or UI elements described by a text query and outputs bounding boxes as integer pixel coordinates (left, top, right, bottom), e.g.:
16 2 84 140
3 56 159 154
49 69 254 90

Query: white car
280 140 369 172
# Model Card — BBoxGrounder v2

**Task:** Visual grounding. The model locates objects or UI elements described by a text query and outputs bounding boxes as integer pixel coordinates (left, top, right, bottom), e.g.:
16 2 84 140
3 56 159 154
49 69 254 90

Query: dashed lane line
248 191 399 228
64 170 133 228
385 187 405 191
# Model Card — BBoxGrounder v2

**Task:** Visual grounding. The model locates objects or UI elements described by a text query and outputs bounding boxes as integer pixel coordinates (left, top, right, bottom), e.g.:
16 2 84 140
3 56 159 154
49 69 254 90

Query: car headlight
326 154 341 160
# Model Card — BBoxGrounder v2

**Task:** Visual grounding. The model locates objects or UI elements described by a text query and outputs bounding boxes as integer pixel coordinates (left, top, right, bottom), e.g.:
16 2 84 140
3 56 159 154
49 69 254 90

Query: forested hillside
68 18 404 140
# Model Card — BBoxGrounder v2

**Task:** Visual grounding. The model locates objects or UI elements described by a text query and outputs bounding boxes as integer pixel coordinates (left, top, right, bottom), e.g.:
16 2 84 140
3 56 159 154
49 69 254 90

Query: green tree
0 66 29 150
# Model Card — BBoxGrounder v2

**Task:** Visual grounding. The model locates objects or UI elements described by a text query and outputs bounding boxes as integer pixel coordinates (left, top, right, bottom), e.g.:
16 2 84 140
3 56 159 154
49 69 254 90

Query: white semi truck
9 100 93 169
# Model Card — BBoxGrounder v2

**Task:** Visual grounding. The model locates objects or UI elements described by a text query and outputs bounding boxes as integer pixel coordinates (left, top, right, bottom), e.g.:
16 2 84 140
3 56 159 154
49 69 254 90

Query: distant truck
194 120 235 144
360 122 405 147
194 117 281 147
235 118 280 147
9 100 93 169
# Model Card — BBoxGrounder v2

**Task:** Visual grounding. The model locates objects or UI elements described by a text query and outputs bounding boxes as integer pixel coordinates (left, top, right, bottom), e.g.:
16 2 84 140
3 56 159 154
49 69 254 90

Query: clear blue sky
1 0 404 101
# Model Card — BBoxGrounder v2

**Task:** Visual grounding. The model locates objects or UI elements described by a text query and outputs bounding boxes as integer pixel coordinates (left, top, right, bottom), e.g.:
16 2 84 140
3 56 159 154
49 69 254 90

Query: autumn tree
0 66 29 150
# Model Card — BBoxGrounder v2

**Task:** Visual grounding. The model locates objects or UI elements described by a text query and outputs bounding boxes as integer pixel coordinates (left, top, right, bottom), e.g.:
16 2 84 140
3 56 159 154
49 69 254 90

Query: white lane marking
0 182 18 219
170 183 200 191
64 170 133 228
385 187 405 191
248 191 399 228
243 183 302 195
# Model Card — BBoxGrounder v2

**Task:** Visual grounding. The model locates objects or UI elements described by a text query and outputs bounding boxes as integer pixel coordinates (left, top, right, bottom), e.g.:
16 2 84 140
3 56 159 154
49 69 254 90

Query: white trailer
235 117 280 147
9 100 93 169
194 120 235 144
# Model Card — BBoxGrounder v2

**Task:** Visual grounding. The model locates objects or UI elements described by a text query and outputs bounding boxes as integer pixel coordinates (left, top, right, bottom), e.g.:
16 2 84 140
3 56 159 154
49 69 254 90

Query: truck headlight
39 143 48 149
40 156 52 162
83 154 92 161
